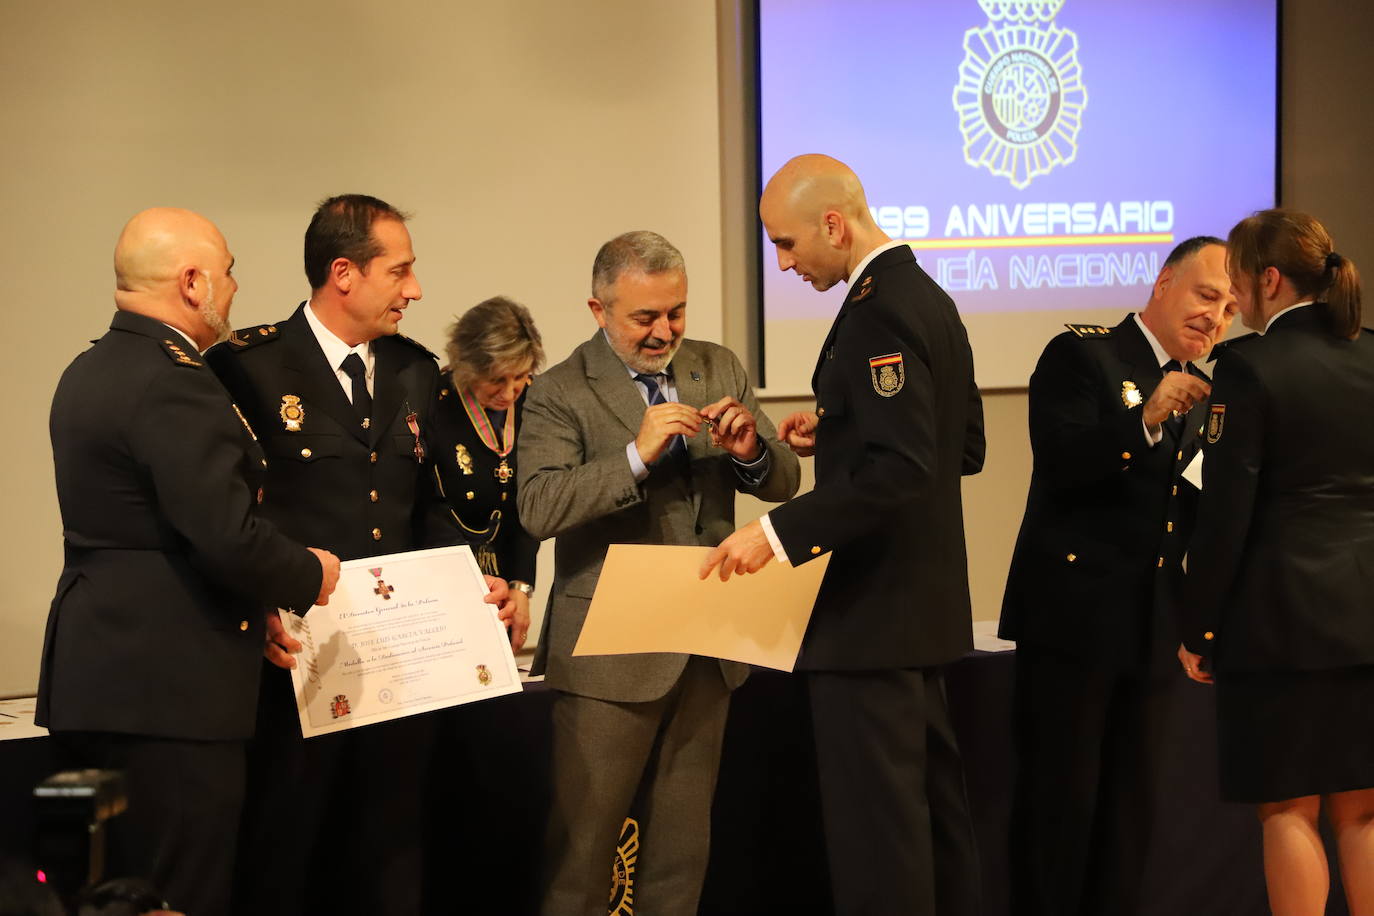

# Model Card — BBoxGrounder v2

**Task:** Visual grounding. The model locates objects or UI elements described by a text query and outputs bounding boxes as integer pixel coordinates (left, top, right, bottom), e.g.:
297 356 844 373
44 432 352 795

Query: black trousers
1008 644 1172 916
52 731 245 916
232 663 436 916
807 667 981 916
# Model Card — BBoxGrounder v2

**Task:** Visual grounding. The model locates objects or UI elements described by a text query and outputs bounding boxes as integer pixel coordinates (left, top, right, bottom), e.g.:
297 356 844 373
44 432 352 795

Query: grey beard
199 283 233 346
625 336 682 374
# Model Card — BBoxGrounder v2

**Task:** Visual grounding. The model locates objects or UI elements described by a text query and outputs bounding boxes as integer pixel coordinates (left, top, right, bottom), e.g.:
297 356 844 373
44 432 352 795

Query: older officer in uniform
518 230 799 916
209 195 509 916
999 237 1237 916
38 208 340 916
705 154 986 916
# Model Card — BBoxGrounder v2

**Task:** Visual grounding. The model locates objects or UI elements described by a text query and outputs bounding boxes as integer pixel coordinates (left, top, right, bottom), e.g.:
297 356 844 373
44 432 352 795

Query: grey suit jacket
517 332 800 702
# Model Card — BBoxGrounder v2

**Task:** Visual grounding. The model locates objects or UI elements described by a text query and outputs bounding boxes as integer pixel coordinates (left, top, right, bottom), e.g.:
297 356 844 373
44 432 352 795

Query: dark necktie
1162 359 1185 439
636 373 686 458
341 353 372 424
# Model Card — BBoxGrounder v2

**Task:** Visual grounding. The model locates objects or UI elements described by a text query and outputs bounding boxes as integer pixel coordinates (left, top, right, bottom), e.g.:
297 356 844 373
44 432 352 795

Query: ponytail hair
1227 208 1363 340
1325 251 1362 339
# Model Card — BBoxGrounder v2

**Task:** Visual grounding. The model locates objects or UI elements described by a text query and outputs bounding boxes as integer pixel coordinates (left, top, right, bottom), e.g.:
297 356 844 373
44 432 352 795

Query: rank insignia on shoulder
1066 323 1112 338
226 324 280 349
853 275 875 303
1121 380 1142 408
869 352 904 397
159 338 202 367
1207 404 1225 443
280 395 305 432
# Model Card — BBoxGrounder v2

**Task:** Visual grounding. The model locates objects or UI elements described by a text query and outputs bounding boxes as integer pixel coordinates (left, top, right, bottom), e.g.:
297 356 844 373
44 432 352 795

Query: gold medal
279 395 305 431
1120 380 1142 409
495 459 513 484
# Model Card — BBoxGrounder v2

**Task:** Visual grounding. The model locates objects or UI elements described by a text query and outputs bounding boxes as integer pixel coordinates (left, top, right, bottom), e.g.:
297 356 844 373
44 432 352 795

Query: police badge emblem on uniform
952 0 1088 189
869 353 905 397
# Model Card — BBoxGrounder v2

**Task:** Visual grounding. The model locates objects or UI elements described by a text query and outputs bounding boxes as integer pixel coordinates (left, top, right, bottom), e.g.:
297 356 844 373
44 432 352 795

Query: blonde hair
445 296 545 391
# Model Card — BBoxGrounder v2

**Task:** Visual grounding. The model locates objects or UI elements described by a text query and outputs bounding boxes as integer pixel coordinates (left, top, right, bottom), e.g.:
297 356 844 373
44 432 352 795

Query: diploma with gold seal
279 545 522 738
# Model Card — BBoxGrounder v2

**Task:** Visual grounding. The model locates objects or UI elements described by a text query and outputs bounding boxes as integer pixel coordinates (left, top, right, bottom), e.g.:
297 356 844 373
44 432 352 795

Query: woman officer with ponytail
1179 208 1374 915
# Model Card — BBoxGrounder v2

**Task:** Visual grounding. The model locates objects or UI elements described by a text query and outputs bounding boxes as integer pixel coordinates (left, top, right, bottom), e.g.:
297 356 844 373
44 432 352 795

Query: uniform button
1203 631 1215 641
1157 556 1164 567
465 491 475 500
256 488 264 504
239 620 249 631
1172 485 1178 496
262 459 268 468
1176 450 1183 461
362 417 371 429
1066 553 1077 562
370 451 378 464
1167 522 1174 533
1121 451 1131 460
501 492 508 501
300 448 312 458
817 407 826 417
369 489 379 503
372 528 382 541
811 546 822 555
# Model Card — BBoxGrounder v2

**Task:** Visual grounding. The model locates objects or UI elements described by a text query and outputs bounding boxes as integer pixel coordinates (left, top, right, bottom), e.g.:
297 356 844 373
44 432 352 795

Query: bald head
113 207 238 349
761 154 872 225
759 155 889 292
115 208 228 292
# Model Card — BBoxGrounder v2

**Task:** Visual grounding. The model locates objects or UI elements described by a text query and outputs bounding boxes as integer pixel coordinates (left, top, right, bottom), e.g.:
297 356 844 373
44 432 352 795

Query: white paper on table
280 545 521 738
573 544 831 672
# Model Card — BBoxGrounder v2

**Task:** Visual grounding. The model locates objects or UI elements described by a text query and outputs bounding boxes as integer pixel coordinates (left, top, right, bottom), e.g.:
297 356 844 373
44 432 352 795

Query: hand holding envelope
573 543 830 672
698 518 776 580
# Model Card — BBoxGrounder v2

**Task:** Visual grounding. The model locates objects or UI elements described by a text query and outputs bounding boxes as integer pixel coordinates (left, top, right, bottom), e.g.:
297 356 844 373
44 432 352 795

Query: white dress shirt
304 302 374 402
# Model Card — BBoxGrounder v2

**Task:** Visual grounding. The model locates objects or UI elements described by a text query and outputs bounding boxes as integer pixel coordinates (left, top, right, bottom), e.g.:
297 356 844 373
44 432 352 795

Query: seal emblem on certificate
952 0 1087 189
276 545 522 738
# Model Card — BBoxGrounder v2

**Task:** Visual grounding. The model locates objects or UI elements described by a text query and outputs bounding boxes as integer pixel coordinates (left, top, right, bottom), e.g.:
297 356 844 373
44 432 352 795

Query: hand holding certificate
278 545 521 738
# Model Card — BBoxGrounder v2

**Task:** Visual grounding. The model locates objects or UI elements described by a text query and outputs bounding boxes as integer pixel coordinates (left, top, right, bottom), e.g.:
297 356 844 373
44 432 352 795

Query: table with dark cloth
0 650 1334 915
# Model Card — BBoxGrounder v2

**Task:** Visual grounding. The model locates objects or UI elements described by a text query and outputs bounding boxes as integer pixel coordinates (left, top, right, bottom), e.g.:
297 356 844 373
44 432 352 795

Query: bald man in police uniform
209 195 508 916
706 155 986 916
38 208 338 916
999 237 1237 916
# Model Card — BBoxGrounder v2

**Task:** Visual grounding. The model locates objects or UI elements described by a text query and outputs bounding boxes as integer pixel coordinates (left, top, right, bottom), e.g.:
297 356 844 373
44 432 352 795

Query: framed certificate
278 545 522 738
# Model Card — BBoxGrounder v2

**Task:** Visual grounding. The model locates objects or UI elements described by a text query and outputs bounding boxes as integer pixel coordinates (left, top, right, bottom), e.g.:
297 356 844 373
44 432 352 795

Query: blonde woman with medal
432 296 545 650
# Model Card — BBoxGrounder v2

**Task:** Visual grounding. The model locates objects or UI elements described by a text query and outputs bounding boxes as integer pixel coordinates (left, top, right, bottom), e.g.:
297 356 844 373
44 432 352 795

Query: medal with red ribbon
459 388 516 483
404 403 425 463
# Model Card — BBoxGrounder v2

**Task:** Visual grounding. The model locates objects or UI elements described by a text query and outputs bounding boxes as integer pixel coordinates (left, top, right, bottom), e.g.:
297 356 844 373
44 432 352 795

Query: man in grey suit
518 230 800 916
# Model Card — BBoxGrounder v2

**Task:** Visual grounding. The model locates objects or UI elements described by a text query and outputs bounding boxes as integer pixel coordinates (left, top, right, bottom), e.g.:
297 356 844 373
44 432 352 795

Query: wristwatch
510 580 535 597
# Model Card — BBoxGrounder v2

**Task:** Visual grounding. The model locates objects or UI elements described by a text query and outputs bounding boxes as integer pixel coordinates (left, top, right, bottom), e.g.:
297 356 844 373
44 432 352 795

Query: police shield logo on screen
952 0 1087 189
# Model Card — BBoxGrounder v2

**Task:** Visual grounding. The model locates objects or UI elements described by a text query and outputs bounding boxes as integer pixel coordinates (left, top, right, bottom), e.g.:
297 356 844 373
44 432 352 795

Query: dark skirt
1215 664 1374 803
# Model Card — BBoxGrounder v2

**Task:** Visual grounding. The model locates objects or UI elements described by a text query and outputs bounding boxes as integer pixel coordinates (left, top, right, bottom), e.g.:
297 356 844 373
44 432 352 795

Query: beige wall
3 1 1369 697
0 0 726 697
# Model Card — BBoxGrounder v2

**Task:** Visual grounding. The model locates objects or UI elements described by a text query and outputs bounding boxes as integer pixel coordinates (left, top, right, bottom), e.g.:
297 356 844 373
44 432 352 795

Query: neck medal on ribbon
460 388 517 484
